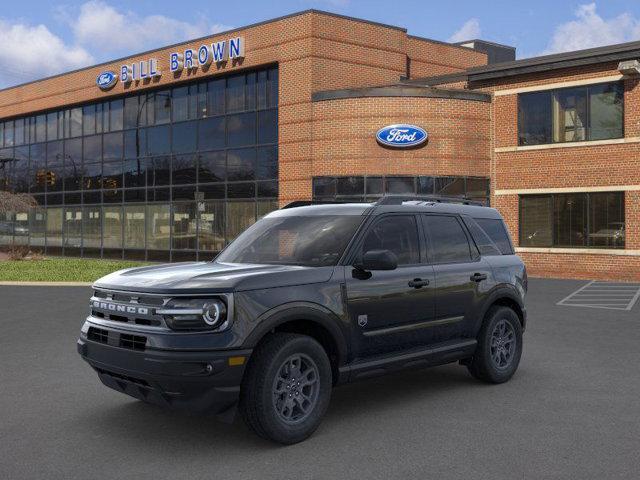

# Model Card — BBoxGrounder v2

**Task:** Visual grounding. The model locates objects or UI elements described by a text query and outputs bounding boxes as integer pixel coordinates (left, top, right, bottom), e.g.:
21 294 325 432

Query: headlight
157 297 229 331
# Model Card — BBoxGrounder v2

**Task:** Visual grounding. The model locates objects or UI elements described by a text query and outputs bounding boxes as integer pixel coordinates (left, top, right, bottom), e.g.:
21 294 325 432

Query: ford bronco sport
78 196 527 444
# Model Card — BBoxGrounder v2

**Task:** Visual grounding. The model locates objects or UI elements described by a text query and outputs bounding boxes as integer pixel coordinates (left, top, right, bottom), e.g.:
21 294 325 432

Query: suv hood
93 261 335 294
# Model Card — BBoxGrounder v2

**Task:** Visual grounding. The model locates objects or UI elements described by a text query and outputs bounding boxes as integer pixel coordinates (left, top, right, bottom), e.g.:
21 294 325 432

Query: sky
2 0 640 88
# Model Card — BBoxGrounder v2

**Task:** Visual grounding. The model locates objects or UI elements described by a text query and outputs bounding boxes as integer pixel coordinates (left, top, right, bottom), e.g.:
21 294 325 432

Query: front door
344 214 436 357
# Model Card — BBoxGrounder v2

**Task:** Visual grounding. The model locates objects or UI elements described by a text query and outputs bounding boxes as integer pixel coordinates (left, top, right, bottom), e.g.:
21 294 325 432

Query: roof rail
282 200 356 209
375 195 483 206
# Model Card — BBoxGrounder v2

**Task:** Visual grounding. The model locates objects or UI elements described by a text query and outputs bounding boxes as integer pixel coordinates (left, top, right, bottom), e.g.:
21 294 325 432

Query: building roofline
406 34 482 53
453 39 516 51
312 84 491 103
401 71 469 86
467 40 640 81
0 9 407 94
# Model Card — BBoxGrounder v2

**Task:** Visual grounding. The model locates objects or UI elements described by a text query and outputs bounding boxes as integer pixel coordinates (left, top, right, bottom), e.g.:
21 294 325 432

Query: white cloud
71 1 231 55
448 18 481 43
542 3 640 54
0 20 93 88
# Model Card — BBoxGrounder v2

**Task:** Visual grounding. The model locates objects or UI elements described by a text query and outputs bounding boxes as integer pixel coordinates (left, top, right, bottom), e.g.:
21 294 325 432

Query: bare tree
0 191 37 215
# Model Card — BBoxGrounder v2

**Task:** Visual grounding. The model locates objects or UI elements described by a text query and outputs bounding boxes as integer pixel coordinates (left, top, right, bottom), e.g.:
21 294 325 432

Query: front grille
119 333 147 351
90 289 168 329
96 367 150 387
87 327 109 344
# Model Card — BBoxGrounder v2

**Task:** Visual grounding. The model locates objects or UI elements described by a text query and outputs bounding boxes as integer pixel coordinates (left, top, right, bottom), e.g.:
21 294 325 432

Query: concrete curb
0 281 93 286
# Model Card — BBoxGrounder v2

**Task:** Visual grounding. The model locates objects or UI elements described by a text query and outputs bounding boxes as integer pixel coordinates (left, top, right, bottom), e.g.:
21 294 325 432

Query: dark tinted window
423 215 471 263
475 218 513 255
518 91 552 145
362 215 420 265
172 121 197 153
198 117 225 150
464 217 501 256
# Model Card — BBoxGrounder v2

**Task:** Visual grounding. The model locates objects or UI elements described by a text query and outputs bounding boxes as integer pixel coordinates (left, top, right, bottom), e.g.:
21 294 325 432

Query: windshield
216 215 364 267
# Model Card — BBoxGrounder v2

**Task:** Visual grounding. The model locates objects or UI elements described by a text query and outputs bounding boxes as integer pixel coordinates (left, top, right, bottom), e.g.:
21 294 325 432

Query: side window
423 215 472 264
475 218 514 255
361 215 420 265
463 217 501 256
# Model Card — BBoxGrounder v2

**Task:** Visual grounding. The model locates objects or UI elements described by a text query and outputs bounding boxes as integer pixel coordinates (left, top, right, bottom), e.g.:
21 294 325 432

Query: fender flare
476 286 526 332
242 302 350 365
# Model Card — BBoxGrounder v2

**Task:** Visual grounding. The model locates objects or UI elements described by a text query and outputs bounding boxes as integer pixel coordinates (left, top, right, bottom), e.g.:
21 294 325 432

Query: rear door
422 214 493 341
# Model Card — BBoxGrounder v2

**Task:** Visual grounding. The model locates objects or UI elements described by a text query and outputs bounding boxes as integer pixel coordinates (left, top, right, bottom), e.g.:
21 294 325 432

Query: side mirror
359 249 398 271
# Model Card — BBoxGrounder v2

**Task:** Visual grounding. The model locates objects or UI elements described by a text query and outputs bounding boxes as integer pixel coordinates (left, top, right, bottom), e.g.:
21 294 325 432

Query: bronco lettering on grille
92 301 149 315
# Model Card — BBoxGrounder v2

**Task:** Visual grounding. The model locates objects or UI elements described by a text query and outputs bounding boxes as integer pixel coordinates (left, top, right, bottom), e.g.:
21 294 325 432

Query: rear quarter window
474 218 514 255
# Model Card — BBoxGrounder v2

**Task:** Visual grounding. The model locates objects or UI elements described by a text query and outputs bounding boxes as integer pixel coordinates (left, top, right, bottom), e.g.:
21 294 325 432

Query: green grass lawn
0 258 150 282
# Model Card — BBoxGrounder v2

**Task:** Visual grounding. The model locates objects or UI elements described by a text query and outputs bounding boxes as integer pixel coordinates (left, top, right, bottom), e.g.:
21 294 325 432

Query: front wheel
239 333 332 444
467 306 523 384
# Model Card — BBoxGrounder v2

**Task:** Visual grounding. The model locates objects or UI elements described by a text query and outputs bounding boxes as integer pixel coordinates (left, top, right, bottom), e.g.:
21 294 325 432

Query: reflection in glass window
83 135 102 163
228 148 255 181
29 208 46 247
423 215 472 264
198 116 225 150
46 208 63 247
147 204 170 250
435 177 465 197
362 215 420 265
154 91 171 124
103 206 123 248
147 125 171 155
590 83 623 141
172 203 196 250
172 121 197 153
103 132 123 160
124 96 139 129
110 100 124 132
386 177 414 194
83 206 102 249
226 75 245 113
553 87 588 143
172 86 189 122
198 151 226 183
198 201 225 252
172 154 197 185
207 79 225 116
257 146 277 180
226 201 256 241
227 112 256 147
124 205 145 249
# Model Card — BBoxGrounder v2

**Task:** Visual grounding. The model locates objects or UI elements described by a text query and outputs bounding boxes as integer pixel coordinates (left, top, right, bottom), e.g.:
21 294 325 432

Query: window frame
518 192 625 249
517 81 624 146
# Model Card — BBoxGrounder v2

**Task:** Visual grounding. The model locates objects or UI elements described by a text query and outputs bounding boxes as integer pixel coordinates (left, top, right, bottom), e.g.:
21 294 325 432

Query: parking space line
557 280 640 311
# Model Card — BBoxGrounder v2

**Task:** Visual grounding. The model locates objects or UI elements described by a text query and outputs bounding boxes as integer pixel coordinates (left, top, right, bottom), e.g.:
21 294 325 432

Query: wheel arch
243 303 349 384
478 288 526 332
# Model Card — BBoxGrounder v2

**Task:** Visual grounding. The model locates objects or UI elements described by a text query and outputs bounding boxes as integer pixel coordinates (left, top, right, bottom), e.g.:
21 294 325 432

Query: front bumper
77 331 251 415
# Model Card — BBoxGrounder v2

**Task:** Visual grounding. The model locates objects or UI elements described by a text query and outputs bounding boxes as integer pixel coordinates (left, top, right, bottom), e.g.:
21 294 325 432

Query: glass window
83 105 96 135
102 160 122 190
109 100 124 131
466 177 490 203
423 215 472 264
172 154 197 185
172 86 189 122
590 83 623 141
172 120 197 153
83 161 101 190
172 202 196 250
196 83 207 118
218 214 363 266
553 87 588 143
35 115 46 143
63 138 82 192
198 116 225 150
227 148 255 181
362 215 420 265
4 121 14 146
13 146 29 193
46 207 63 247
246 72 256 110
63 207 82 248
82 206 102 249
258 180 278 198
30 144 47 193
313 177 336 198
475 218 513 255
69 108 83 138
226 201 256 241
14 119 25 146
0 212 14 246
366 177 383 196
207 79 225 115
435 177 465 197
103 206 123 248
228 182 255 198
123 96 139 129
124 128 146 158
257 109 277 144
257 146 277 180
554 193 587 247
124 205 145 249
268 68 279 108
83 135 102 163
147 125 171 155
154 91 171 124
198 151 226 183
198 201 225 252
151 155 171 186
588 192 625 248
519 195 553 247
147 204 170 250
96 103 105 133
47 113 58 141
227 75 245 113
386 177 414 195
29 208 47 247
227 112 256 147
336 177 364 197
123 158 146 188
519 82 623 145
463 217 502 256
257 70 268 110
417 176 434 195
103 132 123 160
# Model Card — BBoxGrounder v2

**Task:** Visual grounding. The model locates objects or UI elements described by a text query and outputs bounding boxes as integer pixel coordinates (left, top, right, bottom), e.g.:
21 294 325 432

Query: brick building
0 9 637 280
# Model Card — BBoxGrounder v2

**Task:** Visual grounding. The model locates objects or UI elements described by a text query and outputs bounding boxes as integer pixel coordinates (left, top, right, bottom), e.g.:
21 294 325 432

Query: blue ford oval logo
376 124 428 148
96 71 118 90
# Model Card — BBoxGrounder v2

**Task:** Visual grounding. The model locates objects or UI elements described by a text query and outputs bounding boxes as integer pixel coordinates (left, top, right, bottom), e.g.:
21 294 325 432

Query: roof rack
375 195 483 206
282 200 355 209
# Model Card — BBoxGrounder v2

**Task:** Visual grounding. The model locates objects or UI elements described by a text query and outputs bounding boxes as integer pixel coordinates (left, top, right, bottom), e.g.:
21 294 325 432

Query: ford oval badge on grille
376 124 428 148
96 71 118 90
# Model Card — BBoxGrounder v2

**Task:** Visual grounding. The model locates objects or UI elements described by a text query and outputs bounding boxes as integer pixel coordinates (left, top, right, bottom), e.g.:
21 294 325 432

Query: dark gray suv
78 196 527 444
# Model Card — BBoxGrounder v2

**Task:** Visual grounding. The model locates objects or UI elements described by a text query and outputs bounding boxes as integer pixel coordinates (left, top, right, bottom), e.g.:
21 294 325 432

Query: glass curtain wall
0 66 279 260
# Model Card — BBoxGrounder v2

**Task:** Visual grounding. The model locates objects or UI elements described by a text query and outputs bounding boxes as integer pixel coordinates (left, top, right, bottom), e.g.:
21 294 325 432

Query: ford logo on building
96 71 118 90
376 124 428 148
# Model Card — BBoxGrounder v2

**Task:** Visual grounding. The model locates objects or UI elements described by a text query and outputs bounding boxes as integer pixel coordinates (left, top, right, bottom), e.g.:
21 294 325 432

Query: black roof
466 39 640 81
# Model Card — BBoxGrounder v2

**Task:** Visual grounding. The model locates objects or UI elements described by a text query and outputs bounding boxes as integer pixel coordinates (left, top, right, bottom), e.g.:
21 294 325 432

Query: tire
239 333 332 444
467 306 523 384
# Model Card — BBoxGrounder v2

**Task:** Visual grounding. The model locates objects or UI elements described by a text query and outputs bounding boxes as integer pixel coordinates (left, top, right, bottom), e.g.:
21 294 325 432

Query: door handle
470 272 488 282
408 278 430 288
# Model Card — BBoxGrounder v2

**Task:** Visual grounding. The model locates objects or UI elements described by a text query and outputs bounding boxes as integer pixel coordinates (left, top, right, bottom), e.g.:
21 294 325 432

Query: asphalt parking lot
1 278 640 480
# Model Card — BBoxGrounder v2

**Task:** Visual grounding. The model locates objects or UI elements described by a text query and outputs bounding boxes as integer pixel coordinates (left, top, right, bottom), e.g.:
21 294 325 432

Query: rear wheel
467 306 523 383
239 333 332 444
